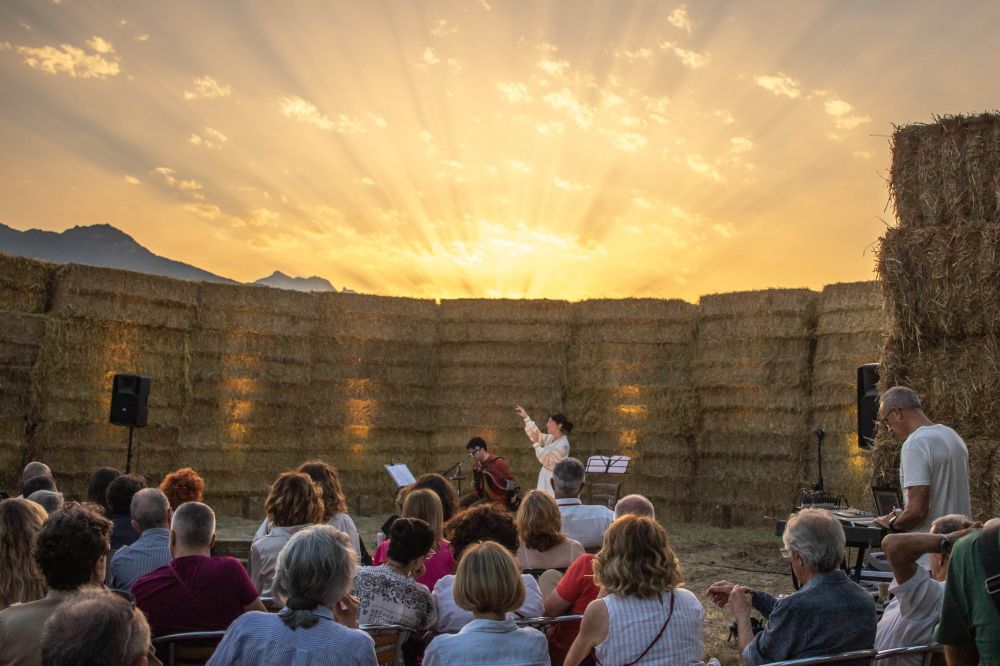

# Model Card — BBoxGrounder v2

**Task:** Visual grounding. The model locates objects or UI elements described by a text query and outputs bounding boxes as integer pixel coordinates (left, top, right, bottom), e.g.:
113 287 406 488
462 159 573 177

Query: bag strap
977 522 1000 616
593 591 675 666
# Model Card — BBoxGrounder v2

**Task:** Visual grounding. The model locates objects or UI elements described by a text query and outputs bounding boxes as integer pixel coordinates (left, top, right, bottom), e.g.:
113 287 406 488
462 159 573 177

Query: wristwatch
940 535 953 556
887 516 899 533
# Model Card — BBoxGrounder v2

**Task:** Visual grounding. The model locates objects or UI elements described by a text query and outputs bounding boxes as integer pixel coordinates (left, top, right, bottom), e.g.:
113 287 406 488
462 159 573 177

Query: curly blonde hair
516 490 566 552
297 461 347 518
265 472 325 528
594 515 681 599
0 499 47 608
159 467 205 509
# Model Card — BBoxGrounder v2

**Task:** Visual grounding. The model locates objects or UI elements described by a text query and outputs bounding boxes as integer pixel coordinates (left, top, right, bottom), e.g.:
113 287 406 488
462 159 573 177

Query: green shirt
935 528 1000 664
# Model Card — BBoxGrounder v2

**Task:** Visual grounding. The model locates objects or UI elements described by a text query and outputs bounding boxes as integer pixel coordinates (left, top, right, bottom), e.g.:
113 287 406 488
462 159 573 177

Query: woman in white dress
515 405 572 496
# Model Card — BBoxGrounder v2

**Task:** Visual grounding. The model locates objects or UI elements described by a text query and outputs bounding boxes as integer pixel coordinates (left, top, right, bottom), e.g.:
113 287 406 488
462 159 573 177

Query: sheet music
585 455 631 474
385 463 416 488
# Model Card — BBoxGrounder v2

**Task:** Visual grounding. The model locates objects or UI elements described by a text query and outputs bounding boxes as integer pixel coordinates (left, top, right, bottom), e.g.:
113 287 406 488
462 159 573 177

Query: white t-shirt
898 424 971 534
875 567 944 666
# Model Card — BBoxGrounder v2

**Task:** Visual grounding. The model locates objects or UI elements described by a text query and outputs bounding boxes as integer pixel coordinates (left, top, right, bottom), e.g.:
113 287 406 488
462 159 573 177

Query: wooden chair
587 482 620 510
152 630 226 666
763 649 878 666
360 623 413 666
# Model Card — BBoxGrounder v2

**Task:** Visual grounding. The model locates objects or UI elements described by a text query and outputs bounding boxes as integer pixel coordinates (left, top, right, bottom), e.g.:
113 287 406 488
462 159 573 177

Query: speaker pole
125 426 135 474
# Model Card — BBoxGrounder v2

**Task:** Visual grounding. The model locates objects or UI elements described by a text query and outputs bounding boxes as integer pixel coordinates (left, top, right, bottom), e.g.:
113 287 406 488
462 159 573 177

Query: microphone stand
441 457 466 495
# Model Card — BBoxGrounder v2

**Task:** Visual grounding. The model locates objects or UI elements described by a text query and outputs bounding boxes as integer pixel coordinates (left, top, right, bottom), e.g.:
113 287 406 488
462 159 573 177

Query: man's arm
728 586 756 657
944 644 979 666
893 485 930 532
883 524 977 584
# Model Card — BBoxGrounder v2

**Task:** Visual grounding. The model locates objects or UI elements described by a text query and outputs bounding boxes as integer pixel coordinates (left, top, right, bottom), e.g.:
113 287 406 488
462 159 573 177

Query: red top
373 539 456 591
473 455 518 506
132 555 259 637
549 553 600 664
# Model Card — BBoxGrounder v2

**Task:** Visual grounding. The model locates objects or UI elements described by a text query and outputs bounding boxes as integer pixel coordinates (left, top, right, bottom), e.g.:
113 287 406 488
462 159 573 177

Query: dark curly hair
35 502 111 590
297 460 347 518
412 473 460 522
386 517 436 565
265 472 325 528
106 474 145 516
446 504 519 561
159 467 205 509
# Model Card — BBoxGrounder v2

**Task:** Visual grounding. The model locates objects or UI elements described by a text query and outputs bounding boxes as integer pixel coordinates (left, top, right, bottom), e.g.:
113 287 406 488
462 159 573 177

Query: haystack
0 253 54 314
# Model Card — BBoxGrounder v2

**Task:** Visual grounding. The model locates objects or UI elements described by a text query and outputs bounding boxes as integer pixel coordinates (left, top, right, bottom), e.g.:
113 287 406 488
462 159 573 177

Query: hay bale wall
2 253 888 522
693 289 818 525
878 113 1000 521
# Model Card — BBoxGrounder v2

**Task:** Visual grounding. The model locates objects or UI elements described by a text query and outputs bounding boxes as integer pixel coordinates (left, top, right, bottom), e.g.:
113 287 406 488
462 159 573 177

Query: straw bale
439 320 570 344
696 314 814 342
318 340 436 366
699 289 818 318
190 329 313 363
889 113 1000 228
694 455 807 512
813 330 885 368
697 386 801 411
869 436 902 489
0 254 53 314
568 387 697 434
695 338 811 365
439 342 564 368
818 281 884 315
0 433 26 491
701 408 810 437
815 309 887 336
811 406 857 434
326 314 438 344
691 359 811 389
0 312 46 366
198 282 319 338
566 363 690 389
437 386 560 410
572 298 697 323
436 364 562 387
51 264 199 330
811 384 857 410
696 432 810 458
313 362 436 387
323 291 438 319
878 220 1000 340
573 320 694 345
964 438 995 521
567 342 690 368
440 298 571 323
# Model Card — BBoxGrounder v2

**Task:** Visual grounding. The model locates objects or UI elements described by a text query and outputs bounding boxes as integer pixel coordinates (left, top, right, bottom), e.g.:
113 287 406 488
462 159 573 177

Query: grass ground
216 516 795 665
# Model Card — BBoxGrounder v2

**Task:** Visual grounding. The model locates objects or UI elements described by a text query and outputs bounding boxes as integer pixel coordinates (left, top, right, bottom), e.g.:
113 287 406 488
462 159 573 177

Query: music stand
384 463 416 489
585 455 631 509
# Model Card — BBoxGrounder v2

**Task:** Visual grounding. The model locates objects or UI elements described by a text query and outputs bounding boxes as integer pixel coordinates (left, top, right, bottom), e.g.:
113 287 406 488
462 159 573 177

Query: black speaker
109 374 150 427
856 363 879 450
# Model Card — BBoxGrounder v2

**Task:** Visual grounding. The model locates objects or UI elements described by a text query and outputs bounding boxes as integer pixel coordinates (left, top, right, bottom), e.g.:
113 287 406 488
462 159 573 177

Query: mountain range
0 223 337 292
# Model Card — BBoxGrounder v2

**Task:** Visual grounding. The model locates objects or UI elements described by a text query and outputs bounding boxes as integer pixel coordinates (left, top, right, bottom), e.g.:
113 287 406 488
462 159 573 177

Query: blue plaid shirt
108 527 171 591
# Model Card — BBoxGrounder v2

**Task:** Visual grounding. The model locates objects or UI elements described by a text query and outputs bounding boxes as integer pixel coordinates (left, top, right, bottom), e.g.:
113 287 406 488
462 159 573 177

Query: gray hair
22 461 52 485
783 508 845 573
41 589 150 666
273 525 355 629
614 494 655 520
27 490 64 514
881 387 922 411
553 457 585 495
172 502 216 547
130 489 170 531
931 513 969 535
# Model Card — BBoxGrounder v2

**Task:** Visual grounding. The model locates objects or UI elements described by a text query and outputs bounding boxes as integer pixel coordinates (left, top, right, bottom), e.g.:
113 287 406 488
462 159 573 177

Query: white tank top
594 587 705 665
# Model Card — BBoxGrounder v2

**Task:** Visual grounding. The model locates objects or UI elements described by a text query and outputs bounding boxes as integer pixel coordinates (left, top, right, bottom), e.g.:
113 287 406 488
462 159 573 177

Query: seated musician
460 437 520 511
707 509 876 665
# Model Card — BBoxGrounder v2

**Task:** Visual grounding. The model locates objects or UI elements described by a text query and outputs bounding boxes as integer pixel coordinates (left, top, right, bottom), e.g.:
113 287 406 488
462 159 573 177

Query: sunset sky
1 0 997 300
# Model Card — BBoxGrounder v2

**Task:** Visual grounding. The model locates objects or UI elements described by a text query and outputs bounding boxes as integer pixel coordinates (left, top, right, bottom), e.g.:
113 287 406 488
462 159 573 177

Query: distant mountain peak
254 271 336 293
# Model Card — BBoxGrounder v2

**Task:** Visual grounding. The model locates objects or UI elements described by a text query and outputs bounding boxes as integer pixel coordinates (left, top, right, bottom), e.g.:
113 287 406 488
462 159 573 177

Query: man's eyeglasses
877 407 900 431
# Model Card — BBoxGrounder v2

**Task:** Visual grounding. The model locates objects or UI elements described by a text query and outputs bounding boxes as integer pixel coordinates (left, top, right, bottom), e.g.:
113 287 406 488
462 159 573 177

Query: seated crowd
0 454 990 666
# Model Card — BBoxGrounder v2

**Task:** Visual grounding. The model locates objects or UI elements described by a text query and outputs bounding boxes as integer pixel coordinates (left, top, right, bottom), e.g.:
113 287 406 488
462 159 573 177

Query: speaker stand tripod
125 426 139 474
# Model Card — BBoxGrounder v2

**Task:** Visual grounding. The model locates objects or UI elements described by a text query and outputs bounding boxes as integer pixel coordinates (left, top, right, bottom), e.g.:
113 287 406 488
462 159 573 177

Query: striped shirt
108 527 171 591
595 587 704 666
206 607 378 666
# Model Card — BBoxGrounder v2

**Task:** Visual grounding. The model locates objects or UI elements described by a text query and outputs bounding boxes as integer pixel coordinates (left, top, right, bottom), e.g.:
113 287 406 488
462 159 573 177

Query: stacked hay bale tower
693 289 817 525
877 113 1000 519
564 299 698 522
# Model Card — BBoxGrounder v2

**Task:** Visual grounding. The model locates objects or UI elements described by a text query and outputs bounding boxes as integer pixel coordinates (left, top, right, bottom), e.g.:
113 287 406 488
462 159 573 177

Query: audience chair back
211 538 251 572
764 649 878 666
514 614 585 631
152 630 226 666
359 624 412 666
586 482 620 509
874 644 944 666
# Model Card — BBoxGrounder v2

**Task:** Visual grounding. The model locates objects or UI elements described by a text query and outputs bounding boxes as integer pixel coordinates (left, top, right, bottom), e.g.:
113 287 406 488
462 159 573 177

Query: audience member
40 589 151 666
935 517 1000 665
250 471 325 602
0 503 111 665
133 501 264 637
565 515 702 666
412 473 461 523
355 517 437 664
19 462 52 496
0 499 47 611
876 514 975 666
374 489 456 590
107 474 146 549
26 491 63 515
424 541 550 666
550 458 613 550
86 467 121 517
433 504 544 633
159 467 205 510
208 524 377 665
544 494 656 665
108 489 172 591
256 461 361 559
709 508 876 665
20 476 56 501
516 490 584 572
